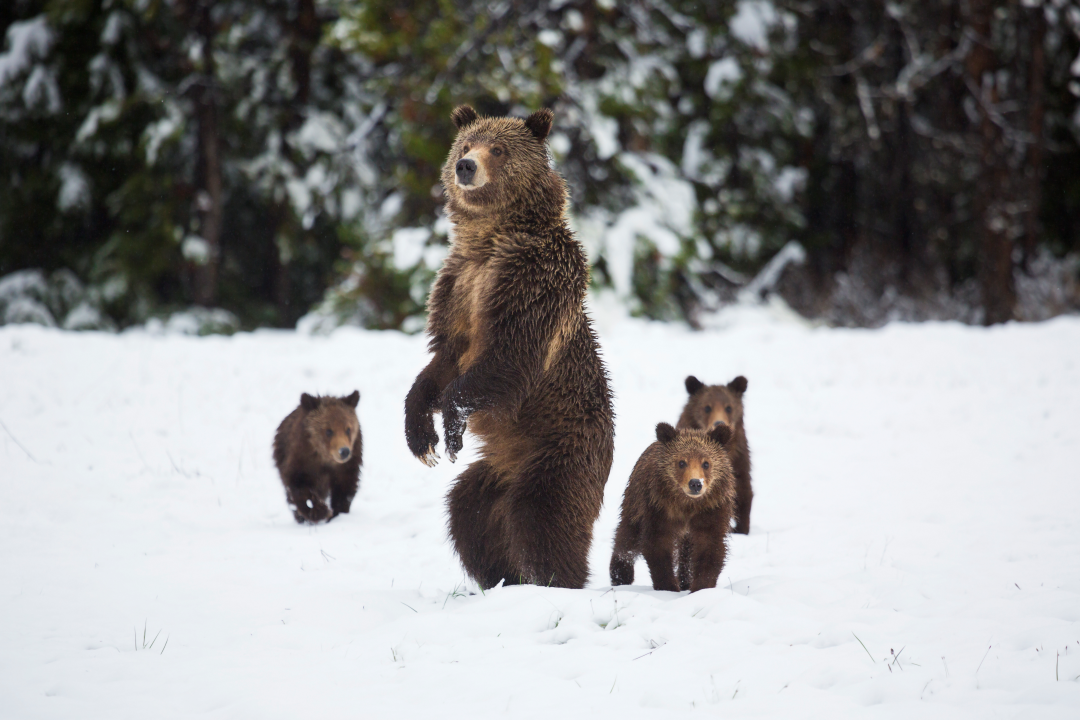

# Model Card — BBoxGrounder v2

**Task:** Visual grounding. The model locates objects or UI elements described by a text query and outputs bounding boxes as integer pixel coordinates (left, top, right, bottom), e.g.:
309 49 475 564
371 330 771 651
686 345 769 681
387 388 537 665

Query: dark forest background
2 0 1079 333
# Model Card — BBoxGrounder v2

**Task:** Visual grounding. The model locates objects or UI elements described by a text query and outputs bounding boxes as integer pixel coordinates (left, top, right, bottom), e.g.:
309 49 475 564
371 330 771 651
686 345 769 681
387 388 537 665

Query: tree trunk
966 0 1016 325
271 0 319 325
1023 5 1046 268
192 2 223 307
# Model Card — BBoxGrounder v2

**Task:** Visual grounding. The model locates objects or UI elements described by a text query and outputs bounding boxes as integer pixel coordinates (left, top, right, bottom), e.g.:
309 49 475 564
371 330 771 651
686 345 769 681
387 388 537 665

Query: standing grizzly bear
677 375 753 534
609 423 736 592
273 391 362 524
404 105 614 589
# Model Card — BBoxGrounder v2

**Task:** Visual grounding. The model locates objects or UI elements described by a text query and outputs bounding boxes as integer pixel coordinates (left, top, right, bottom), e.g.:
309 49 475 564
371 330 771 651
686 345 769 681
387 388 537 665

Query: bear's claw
419 446 440 467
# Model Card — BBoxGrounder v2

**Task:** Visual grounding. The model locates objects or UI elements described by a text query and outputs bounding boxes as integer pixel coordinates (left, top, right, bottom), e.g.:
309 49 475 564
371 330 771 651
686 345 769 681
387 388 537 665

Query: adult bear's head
441 105 567 219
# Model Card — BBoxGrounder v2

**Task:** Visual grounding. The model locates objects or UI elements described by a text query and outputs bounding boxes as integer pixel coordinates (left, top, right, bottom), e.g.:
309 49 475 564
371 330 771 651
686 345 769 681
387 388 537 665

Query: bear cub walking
610 423 736 592
273 391 362 524
677 375 753 534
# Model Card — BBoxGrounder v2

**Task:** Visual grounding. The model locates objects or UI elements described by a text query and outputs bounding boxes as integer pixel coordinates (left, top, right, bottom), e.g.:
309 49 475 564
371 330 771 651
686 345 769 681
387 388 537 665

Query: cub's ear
685 375 705 395
524 108 553 141
727 376 748 394
451 105 479 129
300 393 320 411
708 423 733 448
344 390 360 408
655 422 677 444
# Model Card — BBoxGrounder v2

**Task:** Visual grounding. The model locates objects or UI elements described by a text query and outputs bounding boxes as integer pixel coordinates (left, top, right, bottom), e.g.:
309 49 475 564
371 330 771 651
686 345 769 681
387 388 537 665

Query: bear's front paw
405 409 441 467
442 405 466 463
292 497 332 524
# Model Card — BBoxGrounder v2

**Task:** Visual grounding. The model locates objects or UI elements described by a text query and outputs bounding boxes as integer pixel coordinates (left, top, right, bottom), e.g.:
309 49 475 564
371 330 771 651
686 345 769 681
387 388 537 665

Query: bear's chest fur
443 231 501 372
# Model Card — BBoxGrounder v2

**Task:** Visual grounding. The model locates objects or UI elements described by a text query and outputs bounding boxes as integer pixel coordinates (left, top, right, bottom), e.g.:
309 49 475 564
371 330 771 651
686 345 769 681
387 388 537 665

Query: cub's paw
292 498 332 524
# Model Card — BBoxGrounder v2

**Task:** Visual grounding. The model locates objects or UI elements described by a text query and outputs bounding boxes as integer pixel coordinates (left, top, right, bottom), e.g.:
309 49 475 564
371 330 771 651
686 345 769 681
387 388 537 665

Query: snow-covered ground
1 307 1079 718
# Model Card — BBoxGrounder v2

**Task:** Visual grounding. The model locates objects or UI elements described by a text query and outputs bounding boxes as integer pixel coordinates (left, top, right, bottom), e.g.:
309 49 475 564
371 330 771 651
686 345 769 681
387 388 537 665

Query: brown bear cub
610 423 737 592
404 105 614 590
273 391 362 524
677 375 753 534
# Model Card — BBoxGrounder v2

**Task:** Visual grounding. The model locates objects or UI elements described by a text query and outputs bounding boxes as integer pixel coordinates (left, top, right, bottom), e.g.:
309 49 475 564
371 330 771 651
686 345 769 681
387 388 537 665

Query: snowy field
1 305 1079 718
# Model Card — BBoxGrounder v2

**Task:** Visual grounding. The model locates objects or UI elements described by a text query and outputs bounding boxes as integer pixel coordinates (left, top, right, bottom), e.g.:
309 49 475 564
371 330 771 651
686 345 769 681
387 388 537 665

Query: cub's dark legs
447 460 518 589
676 535 693 591
641 521 680 592
687 513 728 592
505 451 603 590
285 478 332 524
733 474 753 535
609 519 641 586
329 473 358 517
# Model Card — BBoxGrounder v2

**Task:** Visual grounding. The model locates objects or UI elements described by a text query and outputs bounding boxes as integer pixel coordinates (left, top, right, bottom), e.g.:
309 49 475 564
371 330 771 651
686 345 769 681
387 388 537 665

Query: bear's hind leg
733 474 753 535
506 453 602 590
447 461 517 589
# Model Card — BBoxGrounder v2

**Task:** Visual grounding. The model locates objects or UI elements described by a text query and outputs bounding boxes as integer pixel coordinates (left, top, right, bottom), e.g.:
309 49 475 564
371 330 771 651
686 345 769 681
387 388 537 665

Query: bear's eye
704 406 712 414
725 406 732 414
325 428 333 438
702 461 710 470
345 428 351 438
678 460 687 469
491 147 503 157
462 145 470 154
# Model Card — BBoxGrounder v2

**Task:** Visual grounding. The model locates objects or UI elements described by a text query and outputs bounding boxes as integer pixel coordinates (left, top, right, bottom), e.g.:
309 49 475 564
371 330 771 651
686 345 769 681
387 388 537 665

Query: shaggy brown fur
404 105 614 589
676 375 753 534
609 423 736 592
273 391 362 524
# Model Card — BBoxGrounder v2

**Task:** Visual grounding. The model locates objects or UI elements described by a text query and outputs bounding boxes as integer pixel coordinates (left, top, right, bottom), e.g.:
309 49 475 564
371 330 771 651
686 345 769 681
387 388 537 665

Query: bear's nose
712 419 727 427
338 447 351 460
688 478 703 495
456 158 476 184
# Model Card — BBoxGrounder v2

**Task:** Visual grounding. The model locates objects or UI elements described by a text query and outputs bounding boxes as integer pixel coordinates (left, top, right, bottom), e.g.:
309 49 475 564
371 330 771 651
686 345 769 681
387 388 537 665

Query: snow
737 240 806 303
594 153 697 302
0 16 53 89
180 236 210 264
57 163 90 212
730 0 779 52
705 57 743 101
1 311 1079 718
21 64 60 113
388 227 431 270
294 112 345 155
773 166 807 202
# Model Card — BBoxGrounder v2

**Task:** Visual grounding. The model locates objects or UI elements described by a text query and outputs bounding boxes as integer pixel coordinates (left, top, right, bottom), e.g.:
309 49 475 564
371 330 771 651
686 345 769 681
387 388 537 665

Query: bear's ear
655 422 677 444
727 376 748 394
343 390 360 408
300 393 320 411
451 105 479 129
524 108 553 141
685 375 704 395
708 423 733 448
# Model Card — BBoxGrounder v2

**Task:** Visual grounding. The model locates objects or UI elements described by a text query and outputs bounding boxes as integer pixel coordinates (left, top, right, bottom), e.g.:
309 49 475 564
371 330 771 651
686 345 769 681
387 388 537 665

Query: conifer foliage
1 1 1079 330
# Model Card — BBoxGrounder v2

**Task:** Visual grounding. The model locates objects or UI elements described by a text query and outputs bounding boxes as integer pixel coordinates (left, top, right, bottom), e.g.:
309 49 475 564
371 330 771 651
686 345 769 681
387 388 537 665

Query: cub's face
300 392 360 465
673 452 715 498
441 105 557 213
654 422 734 500
683 375 747 431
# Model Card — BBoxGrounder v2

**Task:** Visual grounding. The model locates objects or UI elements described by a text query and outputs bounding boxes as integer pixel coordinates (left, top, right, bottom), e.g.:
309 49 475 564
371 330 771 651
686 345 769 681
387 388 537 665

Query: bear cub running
677 375 753 534
610 422 736 592
273 391 362 524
